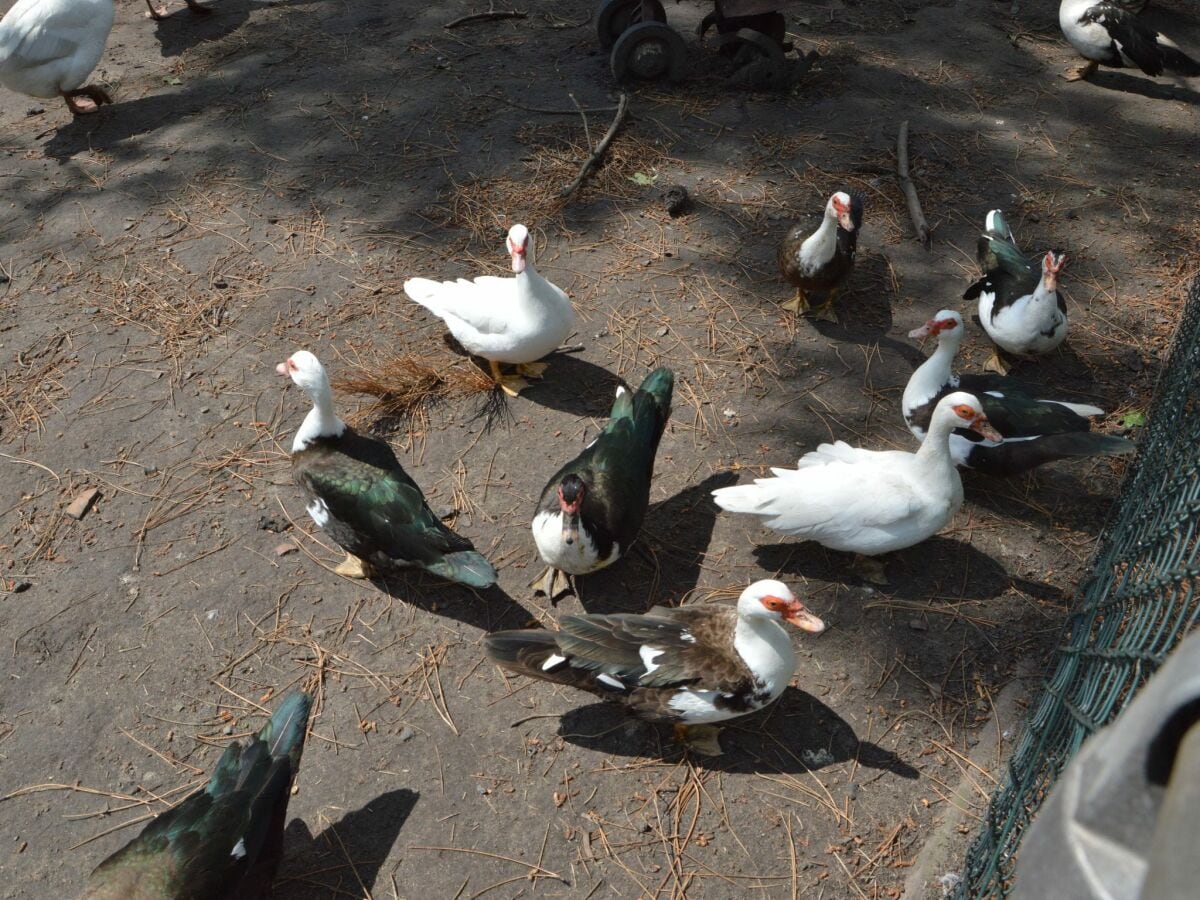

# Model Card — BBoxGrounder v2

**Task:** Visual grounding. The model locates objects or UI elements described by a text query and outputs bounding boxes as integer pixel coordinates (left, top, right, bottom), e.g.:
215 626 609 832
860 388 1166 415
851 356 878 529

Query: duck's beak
970 414 1003 442
511 246 526 274
908 320 935 341
787 603 826 634
275 361 289 377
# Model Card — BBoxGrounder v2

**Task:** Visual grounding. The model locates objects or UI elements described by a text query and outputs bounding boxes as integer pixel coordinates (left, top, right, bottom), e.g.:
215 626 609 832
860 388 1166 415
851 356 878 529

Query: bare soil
1 0 1197 897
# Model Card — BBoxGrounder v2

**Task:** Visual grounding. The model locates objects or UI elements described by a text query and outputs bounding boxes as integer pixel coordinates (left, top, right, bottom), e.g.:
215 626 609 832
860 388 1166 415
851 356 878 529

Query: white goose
0 0 114 115
712 392 1000 582
403 224 575 396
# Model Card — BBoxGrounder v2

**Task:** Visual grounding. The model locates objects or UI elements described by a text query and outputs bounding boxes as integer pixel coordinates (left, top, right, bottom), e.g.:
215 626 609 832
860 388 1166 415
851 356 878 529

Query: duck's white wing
713 458 919 541
403 276 517 351
0 5 83 69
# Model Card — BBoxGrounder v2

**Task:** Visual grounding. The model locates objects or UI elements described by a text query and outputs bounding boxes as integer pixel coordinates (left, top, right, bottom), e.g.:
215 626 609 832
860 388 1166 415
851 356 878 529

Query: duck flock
2 0 1194 896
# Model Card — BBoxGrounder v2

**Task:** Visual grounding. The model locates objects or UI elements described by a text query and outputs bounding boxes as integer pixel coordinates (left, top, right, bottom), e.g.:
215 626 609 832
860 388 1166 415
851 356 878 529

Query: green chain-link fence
954 273 1200 898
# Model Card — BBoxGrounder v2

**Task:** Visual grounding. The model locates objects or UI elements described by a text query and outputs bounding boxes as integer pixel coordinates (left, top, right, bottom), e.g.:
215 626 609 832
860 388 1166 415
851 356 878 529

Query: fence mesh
955 274 1200 897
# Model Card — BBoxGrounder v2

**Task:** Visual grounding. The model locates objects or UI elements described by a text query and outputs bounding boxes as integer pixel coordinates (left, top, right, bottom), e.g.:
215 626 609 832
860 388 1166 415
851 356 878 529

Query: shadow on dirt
278 787 418 897
754 535 1065 604
557 688 920 778
368 574 528 632
558 471 740 614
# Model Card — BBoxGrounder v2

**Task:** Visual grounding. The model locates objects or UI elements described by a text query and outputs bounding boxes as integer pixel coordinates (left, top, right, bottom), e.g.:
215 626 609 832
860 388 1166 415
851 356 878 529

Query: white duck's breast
734 617 795 698
983 295 1067 356
531 510 618 575
1059 2 1112 61
0 0 114 97
667 688 741 724
796 224 836 276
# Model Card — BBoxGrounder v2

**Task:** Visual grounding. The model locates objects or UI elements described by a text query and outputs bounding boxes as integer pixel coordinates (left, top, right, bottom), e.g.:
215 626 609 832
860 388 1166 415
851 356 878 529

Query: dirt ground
1 0 1197 897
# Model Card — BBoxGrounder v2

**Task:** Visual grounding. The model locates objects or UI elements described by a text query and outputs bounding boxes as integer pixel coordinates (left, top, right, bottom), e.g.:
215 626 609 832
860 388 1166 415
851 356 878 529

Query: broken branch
561 91 630 198
897 120 931 249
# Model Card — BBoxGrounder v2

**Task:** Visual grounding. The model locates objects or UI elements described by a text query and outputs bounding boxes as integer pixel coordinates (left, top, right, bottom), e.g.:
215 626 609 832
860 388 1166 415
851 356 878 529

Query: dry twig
562 92 631 197
897 120 931 249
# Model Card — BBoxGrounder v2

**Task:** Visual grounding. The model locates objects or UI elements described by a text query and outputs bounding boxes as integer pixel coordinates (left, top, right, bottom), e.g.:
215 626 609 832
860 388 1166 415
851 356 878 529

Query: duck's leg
983 349 1011 376
60 86 113 115
673 723 724 757
852 553 888 586
489 359 529 398
530 566 575 602
1063 59 1099 81
145 0 169 19
780 288 809 314
810 287 840 322
333 553 373 579
184 0 213 14
516 361 548 379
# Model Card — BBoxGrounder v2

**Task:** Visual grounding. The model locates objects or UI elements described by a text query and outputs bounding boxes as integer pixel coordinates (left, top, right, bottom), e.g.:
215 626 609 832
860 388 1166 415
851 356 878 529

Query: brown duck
485 579 824 754
778 190 864 320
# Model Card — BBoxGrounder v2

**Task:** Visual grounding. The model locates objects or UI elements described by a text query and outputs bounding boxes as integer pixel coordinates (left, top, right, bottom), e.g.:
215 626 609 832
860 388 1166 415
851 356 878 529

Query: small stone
199 406 210 414
65 487 101 520
205 609 218 621
212 278 228 289
908 618 928 632
433 504 455 520
258 515 287 533
143 465 158 476
12 581 32 594
398 726 415 742
275 542 298 557
655 325 669 337
664 185 690 217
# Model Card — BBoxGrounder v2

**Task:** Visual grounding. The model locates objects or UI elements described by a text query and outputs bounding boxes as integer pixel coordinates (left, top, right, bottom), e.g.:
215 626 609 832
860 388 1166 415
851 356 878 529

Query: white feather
639 646 665 674
596 673 625 690
306 497 331 529
531 509 619 575
541 653 566 671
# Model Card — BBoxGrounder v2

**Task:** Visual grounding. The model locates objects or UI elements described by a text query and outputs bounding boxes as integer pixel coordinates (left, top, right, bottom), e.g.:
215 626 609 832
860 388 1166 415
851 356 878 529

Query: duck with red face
777 190 865 321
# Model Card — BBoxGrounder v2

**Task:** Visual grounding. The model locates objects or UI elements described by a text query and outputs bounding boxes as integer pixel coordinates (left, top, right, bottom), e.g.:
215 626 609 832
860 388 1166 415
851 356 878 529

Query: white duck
712 392 1000 582
403 224 575 397
0 0 114 115
1059 0 1199 82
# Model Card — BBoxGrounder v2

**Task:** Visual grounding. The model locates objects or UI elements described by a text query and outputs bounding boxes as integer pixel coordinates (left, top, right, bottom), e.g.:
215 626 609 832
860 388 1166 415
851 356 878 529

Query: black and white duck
964 209 1067 375
485 579 825 755
80 691 311 899
531 368 673 600
903 310 1135 476
277 350 497 588
777 191 864 320
1059 1 1199 81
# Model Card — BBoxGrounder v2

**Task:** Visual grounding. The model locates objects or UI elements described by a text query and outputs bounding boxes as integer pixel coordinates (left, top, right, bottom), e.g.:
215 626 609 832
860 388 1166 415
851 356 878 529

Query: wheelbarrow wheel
597 0 667 51
610 21 687 82
714 27 790 90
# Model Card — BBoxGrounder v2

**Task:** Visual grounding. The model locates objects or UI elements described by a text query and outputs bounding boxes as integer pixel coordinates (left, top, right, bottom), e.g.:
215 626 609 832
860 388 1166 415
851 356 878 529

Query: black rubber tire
610 20 687 82
597 0 667 51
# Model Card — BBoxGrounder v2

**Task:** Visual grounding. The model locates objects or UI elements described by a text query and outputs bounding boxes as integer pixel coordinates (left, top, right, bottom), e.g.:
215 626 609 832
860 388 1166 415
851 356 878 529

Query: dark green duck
276 351 497 588
80 690 312 900
531 368 673 601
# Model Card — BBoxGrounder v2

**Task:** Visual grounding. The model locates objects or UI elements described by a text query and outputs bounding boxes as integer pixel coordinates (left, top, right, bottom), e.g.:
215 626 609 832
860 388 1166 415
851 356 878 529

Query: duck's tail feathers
1158 41 1200 76
968 433 1135 476
403 277 446 312
983 209 1014 244
426 550 498 588
486 630 573 681
712 481 771 515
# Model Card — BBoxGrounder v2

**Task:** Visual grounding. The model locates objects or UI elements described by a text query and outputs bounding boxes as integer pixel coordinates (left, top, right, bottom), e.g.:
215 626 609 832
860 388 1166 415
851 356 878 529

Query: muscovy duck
777 191 864 321
485 579 825 755
964 209 1068 375
713 392 1000 583
404 224 575 396
1059 1 1200 81
532 368 673 600
80 691 312 899
0 0 114 115
903 309 1134 475
277 351 497 587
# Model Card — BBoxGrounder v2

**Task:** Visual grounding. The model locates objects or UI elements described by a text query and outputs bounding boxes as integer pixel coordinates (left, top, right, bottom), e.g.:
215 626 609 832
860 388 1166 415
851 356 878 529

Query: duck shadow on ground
561 471 739 615
368 573 527 632
1085 70 1200 105
518 352 628 419
277 788 418 898
557 688 919 778
965 469 1118 537
754 535 1065 604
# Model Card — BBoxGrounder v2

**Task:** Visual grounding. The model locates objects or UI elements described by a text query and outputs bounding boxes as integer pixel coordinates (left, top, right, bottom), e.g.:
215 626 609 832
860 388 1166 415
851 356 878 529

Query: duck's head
908 309 965 345
738 580 826 633
276 350 329 398
828 191 863 233
506 223 531 274
557 474 586 545
1041 251 1067 292
936 391 1002 441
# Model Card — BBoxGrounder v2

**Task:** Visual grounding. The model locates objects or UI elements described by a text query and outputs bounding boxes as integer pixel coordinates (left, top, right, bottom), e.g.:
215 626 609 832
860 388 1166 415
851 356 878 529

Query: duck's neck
1030 273 1058 307
733 615 794 689
906 337 960 410
800 213 838 267
293 385 344 452
914 411 960 477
